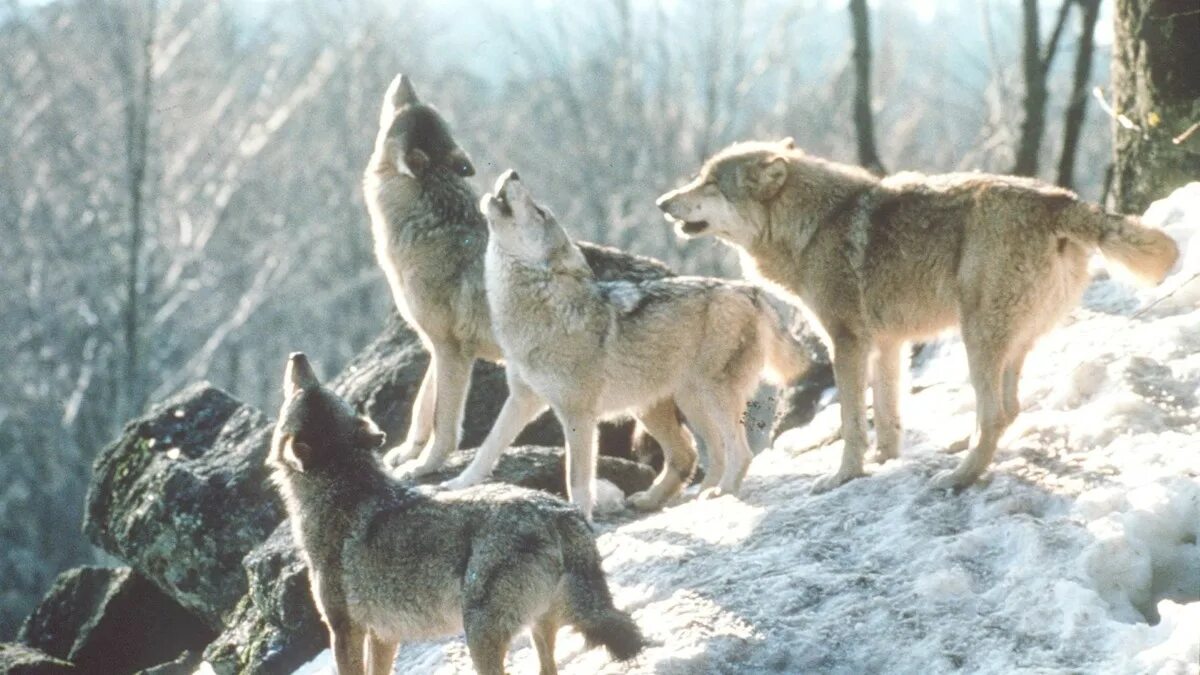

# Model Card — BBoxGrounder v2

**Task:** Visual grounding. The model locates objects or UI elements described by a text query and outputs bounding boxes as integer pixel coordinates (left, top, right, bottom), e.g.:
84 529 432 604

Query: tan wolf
656 140 1179 492
267 353 644 675
481 170 811 520
363 74 674 490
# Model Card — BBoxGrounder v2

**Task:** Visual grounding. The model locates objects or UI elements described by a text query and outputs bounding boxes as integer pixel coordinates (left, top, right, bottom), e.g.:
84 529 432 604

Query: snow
288 184 1200 674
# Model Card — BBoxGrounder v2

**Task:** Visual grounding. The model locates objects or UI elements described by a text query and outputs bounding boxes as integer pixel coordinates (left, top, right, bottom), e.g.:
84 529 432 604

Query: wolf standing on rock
267 353 644 675
363 74 675 491
481 171 811 521
657 140 1180 493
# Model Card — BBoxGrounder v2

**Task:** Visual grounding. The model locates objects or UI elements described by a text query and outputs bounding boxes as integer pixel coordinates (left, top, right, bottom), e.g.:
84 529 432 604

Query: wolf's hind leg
403 347 472 477
872 340 904 463
383 363 435 467
811 334 870 493
532 614 560 675
445 375 546 490
627 399 697 511
706 400 754 499
931 326 1016 490
365 630 398 675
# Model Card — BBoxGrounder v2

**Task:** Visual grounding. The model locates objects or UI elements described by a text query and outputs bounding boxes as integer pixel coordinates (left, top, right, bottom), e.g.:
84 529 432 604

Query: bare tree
849 0 886 175
1055 0 1102 189
1012 0 1073 176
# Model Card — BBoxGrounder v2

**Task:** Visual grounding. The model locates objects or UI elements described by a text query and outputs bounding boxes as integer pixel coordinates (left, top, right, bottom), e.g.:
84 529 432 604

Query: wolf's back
556 515 645 661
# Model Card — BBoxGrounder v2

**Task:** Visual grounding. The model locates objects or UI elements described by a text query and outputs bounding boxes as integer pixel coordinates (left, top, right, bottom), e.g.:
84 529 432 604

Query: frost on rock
294 186 1200 674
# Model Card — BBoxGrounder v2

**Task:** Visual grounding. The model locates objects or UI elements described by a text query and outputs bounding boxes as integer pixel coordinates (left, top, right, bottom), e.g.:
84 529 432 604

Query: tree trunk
1111 0 1200 213
121 0 157 418
849 0 885 175
1013 0 1072 176
1056 0 1102 189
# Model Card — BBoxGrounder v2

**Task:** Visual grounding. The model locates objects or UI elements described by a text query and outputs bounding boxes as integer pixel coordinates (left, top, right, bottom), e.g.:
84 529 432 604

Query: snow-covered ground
292 184 1200 675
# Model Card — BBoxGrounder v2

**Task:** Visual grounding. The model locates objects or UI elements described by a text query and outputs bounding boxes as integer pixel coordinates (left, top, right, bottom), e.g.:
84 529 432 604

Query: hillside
293 187 1200 674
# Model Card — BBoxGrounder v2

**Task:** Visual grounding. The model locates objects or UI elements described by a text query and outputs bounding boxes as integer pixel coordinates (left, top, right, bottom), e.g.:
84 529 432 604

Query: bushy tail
753 292 812 386
1065 204 1179 286
557 516 645 661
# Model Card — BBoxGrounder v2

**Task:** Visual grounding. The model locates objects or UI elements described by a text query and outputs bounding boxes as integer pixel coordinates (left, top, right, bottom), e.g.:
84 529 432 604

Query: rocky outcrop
83 386 279 629
16 567 212 674
0 643 74 674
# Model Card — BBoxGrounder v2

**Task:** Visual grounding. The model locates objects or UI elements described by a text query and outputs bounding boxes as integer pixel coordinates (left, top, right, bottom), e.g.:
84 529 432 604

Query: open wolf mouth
493 190 513 217
678 219 709 234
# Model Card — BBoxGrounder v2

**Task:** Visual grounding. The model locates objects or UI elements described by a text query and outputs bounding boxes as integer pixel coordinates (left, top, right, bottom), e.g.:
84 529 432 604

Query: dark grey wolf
267 353 644 674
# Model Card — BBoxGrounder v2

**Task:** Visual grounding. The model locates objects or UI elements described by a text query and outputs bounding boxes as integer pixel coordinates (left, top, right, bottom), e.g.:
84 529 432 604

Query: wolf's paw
697 486 736 501
441 471 485 491
391 457 442 481
929 467 979 492
872 447 899 464
944 436 971 454
382 440 425 468
626 489 666 512
809 468 865 494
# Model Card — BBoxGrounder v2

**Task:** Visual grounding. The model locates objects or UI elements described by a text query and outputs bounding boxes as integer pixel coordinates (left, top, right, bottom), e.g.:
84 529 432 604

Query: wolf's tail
557 516 645 661
1063 204 1179 285
752 291 812 386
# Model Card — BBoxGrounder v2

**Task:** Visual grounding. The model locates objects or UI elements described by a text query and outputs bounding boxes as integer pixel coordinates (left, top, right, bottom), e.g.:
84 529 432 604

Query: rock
83 386 281 628
136 650 202 675
413 445 657 496
201 525 322 675
17 567 213 674
0 643 74 674
201 447 656 674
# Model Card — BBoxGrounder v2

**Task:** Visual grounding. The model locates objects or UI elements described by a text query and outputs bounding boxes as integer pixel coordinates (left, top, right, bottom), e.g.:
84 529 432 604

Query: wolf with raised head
656 140 1179 492
267 353 644 675
363 74 676 496
481 170 811 521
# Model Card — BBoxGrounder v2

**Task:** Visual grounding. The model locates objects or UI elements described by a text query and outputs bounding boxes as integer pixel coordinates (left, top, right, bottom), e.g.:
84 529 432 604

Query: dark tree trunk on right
1110 0 1200 213
849 0 885 176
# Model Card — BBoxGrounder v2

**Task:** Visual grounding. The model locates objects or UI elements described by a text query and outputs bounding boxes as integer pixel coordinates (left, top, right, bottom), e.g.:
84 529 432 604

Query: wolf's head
268 353 386 475
480 170 577 265
656 138 796 244
374 74 475 180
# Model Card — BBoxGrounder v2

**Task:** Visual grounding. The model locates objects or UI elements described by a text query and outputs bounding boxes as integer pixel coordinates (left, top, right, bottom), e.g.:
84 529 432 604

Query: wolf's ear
747 156 789 201
284 353 320 398
353 416 387 450
403 148 431 177
779 137 796 150
380 74 419 125
282 437 315 473
448 148 475 177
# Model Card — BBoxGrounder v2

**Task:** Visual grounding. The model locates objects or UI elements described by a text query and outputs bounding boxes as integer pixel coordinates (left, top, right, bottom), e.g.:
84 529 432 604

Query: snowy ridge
291 184 1200 674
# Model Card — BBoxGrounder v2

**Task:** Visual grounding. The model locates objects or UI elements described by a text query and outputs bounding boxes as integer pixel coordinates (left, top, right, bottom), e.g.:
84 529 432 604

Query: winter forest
1 0 1198 672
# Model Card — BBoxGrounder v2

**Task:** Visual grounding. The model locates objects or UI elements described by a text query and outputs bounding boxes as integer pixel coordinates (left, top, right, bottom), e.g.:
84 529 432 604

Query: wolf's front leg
557 408 599 522
397 348 473 478
382 363 435 468
329 617 367 675
444 375 545 490
811 336 870 493
365 630 398 675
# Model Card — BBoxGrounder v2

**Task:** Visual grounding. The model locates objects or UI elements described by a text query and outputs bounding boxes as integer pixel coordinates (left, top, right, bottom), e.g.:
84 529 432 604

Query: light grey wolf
267 352 644 675
481 170 811 520
363 74 673 489
656 139 1179 492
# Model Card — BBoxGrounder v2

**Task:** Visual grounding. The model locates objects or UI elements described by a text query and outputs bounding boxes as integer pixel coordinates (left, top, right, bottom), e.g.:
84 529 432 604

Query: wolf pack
266 75 1180 674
